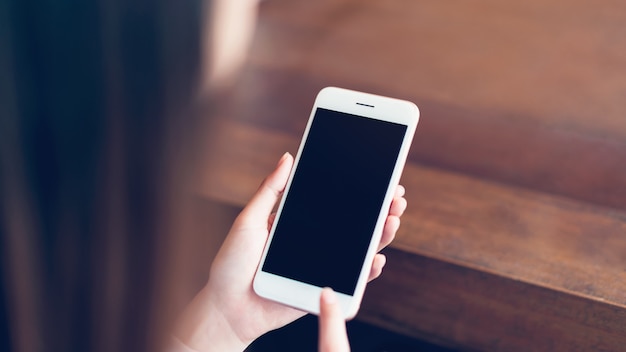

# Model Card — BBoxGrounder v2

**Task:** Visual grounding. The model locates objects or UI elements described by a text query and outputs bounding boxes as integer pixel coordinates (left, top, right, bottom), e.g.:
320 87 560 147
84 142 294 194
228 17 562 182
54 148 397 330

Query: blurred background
198 0 626 350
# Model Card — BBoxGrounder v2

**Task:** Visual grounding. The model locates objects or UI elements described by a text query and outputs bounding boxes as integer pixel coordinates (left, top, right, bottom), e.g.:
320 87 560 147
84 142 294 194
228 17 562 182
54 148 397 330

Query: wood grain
361 250 626 351
252 0 626 138
227 0 626 210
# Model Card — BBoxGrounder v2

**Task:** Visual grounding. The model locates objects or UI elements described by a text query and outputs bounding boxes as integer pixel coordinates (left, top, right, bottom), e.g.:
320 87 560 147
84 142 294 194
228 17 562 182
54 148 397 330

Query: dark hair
1 1 206 351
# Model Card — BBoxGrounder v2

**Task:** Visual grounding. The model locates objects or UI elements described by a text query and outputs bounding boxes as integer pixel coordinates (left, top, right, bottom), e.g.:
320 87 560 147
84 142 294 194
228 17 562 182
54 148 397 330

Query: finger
318 288 350 352
239 153 293 225
395 185 406 198
389 196 407 217
368 254 386 282
378 215 399 251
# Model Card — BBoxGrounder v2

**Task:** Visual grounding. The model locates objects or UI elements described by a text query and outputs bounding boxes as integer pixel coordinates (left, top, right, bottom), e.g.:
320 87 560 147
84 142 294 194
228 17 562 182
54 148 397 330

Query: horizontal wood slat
227 0 626 210
361 250 626 351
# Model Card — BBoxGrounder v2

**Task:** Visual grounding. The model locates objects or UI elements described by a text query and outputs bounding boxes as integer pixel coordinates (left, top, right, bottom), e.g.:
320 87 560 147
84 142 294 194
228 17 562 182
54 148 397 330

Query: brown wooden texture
198 0 626 350
361 250 626 351
237 0 626 210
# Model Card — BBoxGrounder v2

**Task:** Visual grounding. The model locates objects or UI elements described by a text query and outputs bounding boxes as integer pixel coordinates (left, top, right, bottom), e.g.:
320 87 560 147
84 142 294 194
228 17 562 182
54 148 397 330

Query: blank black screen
262 108 407 295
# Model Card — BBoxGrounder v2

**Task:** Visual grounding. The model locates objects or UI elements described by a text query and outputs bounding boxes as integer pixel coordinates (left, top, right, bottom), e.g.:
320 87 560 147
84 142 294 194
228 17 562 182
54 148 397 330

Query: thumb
318 288 350 352
239 152 293 225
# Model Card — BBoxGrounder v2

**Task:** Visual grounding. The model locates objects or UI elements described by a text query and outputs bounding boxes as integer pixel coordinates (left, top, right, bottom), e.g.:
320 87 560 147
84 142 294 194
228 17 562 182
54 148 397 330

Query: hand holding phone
175 87 413 351
254 87 419 319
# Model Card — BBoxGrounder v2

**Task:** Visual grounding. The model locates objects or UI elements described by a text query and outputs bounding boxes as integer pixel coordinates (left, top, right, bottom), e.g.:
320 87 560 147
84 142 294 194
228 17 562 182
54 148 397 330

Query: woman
0 1 406 351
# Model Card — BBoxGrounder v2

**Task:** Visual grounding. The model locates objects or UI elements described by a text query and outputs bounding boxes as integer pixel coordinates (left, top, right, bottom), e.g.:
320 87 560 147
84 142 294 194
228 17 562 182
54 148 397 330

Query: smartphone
253 87 419 319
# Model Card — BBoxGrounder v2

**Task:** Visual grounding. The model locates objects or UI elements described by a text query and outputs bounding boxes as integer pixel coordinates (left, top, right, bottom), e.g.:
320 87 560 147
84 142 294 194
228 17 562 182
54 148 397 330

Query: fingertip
387 215 400 230
238 152 294 224
390 196 407 217
321 287 337 305
277 152 293 167
380 215 400 248
368 254 387 282
273 152 293 186
277 152 289 166
378 253 387 267
396 185 406 197
374 253 386 268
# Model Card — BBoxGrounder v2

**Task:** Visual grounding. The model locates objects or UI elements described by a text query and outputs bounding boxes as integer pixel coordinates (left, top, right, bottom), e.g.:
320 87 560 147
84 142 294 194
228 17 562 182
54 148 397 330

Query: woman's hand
174 152 407 351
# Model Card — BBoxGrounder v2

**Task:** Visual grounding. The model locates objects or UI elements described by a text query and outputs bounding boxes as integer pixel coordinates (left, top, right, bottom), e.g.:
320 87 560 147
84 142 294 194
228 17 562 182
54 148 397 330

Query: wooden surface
198 0 626 350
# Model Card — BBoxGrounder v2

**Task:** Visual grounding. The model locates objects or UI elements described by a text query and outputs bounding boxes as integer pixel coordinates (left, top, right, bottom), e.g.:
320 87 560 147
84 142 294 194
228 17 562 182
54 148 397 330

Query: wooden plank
253 0 626 139
224 0 626 210
221 68 626 210
360 250 626 351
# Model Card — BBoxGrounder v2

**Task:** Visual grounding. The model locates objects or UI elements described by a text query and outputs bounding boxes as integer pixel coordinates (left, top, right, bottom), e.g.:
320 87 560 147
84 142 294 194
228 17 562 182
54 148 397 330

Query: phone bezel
253 87 419 319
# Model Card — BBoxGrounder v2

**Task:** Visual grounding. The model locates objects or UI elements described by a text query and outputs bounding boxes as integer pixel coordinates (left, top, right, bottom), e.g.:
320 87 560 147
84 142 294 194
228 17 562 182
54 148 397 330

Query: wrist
173 287 249 352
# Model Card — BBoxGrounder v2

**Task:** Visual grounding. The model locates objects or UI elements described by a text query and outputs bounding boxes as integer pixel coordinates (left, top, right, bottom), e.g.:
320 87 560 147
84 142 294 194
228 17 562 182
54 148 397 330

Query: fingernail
277 152 290 166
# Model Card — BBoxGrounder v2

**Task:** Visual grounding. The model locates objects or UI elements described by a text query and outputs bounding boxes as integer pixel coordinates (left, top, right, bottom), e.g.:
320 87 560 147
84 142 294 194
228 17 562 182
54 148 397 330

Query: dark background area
247 314 457 352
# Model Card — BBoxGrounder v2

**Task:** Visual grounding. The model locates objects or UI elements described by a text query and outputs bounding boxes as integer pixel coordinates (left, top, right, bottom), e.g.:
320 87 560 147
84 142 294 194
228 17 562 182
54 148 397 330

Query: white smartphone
253 87 419 319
